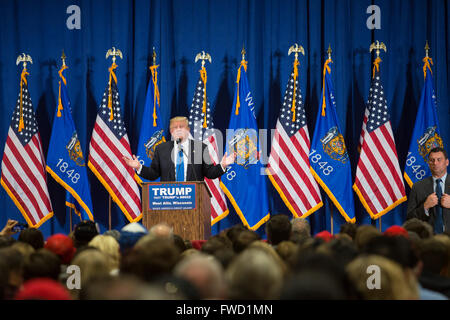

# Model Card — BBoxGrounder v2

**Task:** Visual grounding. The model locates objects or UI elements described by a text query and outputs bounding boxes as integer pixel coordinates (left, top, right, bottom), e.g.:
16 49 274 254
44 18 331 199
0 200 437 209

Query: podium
141 181 212 240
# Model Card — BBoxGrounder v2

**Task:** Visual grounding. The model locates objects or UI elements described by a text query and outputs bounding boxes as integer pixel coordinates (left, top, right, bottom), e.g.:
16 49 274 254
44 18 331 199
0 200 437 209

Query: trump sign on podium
147 183 196 210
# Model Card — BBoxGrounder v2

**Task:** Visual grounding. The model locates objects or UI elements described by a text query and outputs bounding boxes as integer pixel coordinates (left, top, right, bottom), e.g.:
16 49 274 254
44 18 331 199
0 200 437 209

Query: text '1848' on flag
404 55 444 187
310 55 355 223
46 63 94 222
220 57 270 230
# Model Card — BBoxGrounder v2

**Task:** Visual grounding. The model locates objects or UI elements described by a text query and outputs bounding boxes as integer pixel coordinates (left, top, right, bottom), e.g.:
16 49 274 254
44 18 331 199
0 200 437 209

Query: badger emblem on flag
229 129 257 169
66 132 85 166
320 127 349 164
144 129 164 160
418 126 443 162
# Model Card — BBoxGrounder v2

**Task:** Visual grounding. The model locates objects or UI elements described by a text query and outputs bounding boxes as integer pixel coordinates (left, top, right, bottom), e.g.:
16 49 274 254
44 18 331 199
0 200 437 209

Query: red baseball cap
15 278 72 300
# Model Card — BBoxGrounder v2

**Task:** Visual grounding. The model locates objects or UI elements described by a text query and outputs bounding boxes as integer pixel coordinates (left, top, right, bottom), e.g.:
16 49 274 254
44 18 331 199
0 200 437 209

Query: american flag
188 68 229 224
267 63 323 218
353 63 406 219
1 70 53 227
88 65 142 222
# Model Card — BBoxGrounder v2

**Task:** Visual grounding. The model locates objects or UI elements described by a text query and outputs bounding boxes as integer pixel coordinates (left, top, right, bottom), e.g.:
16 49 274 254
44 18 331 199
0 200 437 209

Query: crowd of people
0 214 449 300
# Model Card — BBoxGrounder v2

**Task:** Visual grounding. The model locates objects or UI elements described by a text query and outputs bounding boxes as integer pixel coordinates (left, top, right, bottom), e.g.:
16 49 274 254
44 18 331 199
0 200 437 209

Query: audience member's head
172 234 187 253
347 254 419 300
315 230 334 243
44 234 76 264
11 242 34 260
0 235 16 248
275 241 299 271
0 247 25 299
73 221 99 248
363 235 420 296
434 235 450 278
148 223 174 241
232 230 261 254
121 238 180 282
225 224 248 243
18 228 44 250
23 248 61 282
15 278 71 300
119 222 148 255
403 218 433 239
71 248 111 291
174 253 226 299
293 251 358 299
418 238 448 275
88 235 120 271
354 225 381 251
384 225 409 239
290 218 311 238
266 214 292 246
339 222 358 240
200 236 234 269
316 237 359 267
225 247 284 299
103 230 121 242
249 241 288 277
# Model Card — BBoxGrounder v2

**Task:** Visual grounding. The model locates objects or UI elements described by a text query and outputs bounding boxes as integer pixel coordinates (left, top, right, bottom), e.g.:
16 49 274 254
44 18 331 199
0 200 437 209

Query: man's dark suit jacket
406 174 450 233
138 139 225 181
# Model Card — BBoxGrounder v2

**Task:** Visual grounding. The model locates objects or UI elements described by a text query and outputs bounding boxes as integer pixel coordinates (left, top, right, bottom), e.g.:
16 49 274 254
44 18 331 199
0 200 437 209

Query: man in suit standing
407 147 450 234
123 116 235 181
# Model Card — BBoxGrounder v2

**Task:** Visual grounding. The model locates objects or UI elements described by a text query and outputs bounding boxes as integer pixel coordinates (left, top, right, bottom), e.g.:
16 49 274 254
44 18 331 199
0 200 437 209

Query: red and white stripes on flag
204 134 229 224
88 64 142 222
1 69 53 227
353 59 406 219
188 71 228 225
266 62 323 218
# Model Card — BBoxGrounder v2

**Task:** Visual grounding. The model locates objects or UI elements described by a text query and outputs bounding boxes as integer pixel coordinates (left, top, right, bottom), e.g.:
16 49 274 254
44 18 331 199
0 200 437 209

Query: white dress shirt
424 172 447 216
173 139 189 181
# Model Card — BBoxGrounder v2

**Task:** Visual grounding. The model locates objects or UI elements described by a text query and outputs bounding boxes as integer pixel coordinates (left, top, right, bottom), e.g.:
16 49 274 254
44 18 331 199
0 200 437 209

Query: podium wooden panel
142 181 212 240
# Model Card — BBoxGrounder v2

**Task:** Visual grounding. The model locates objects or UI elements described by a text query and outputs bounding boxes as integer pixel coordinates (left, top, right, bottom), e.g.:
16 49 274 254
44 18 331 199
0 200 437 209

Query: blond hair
169 116 189 129
88 235 120 270
346 255 419 300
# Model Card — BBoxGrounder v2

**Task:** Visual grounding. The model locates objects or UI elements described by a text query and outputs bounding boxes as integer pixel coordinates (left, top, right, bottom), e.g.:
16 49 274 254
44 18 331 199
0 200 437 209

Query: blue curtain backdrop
0 0 449 238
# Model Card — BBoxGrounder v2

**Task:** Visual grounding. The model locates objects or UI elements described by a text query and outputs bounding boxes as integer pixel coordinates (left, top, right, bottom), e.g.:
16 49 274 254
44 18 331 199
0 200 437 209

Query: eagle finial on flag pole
195 51 212 68
369 40 387 58
288 43 305 61
16 53 33 69
106 47 123 64
16 53 33 132
195 51 212 127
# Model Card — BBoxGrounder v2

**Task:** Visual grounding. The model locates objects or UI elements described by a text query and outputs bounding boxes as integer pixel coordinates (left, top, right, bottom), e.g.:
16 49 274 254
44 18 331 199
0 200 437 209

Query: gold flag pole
195 51 212 128
15 53 33 132
287 43 305 122
69 207 73 233
369 41 386 232
105 47 123 231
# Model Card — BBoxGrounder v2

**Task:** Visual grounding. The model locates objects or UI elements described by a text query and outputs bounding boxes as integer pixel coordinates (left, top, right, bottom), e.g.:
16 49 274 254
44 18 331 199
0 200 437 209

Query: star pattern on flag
13 87 38 145
279 71 306 137
367 74 389 133
98 82 126 139
188 79 214 139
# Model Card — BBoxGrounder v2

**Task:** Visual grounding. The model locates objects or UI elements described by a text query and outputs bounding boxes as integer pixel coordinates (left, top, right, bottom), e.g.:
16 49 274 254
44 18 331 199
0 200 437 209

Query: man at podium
123 116 235 181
